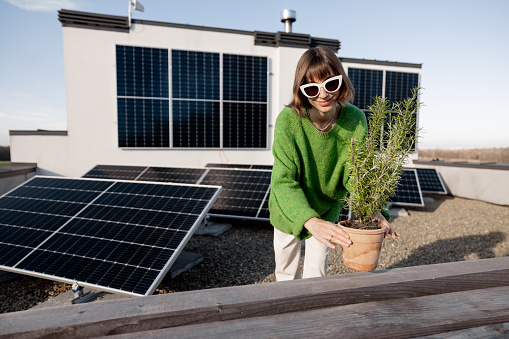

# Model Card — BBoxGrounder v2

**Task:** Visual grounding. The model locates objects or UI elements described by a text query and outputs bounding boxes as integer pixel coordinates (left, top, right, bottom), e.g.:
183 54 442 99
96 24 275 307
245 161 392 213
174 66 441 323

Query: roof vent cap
281 9 296 33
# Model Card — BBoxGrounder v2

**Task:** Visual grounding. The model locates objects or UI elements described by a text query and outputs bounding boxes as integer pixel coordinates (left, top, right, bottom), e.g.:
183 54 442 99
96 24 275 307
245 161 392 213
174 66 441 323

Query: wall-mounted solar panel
117 45 169 148
348 68 383 111
199 168 271 220
390 168 424 206
223 54 268 149
385 71 419 105
0 176 221 296
414 168 447 194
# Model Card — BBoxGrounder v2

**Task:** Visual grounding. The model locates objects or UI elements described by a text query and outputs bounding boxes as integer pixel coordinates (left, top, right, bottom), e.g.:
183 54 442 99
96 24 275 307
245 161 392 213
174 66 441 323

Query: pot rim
338 220 387 235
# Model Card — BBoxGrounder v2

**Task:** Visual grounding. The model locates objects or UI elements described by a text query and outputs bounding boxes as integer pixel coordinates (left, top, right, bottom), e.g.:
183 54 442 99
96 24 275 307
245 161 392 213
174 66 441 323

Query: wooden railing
1 257 508 338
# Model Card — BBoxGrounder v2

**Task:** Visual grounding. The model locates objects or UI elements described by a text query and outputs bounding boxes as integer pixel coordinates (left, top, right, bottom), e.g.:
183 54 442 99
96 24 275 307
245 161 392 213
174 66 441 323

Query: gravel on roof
1 194 508 313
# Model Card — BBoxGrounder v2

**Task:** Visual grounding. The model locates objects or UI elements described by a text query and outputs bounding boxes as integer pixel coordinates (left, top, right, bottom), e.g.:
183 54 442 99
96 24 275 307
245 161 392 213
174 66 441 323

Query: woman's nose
318 87 328 98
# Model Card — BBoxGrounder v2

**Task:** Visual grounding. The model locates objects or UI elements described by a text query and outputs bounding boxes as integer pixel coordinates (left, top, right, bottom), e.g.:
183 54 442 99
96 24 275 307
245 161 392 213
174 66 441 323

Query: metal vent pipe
280 9 296 33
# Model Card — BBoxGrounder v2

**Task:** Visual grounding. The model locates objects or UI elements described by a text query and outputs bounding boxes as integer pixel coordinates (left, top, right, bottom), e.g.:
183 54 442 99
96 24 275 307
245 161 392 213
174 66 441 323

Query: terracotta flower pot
338 221 387 271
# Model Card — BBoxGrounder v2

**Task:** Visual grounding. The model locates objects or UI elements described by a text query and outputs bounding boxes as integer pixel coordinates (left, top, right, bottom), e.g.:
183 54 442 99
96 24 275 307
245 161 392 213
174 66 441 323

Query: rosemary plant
343 87 422 227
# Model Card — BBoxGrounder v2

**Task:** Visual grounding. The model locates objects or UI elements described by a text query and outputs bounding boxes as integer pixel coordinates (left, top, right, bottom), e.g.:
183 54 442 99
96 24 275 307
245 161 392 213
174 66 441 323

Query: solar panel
257 192 270 219
390 168 424 206
222 54 268 149
83 165 147 180
206 163 273 170
385 71 419 106
414 168 447 194
338 205 350 222
348 68 383 111
116 45 170 148
138 167 206 184
206 163 252 169
0 176 221 296
173 50 244 149
198 168 272 220
84 165 272 221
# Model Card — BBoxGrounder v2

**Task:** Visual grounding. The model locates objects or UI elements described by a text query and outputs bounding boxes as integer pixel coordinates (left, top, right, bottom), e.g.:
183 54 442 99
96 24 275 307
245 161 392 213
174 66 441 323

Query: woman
269 46 398 281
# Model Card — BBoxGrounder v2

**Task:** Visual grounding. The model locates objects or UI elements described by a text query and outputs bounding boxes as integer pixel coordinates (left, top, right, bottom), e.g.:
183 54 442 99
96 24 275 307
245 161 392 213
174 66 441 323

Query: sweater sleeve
269 112 319 240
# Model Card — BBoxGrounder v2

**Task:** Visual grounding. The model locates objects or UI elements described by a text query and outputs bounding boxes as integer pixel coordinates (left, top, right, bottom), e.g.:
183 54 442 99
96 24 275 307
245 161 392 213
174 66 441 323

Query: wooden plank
115 286 509 339
1 257 508 338
417 322 509 338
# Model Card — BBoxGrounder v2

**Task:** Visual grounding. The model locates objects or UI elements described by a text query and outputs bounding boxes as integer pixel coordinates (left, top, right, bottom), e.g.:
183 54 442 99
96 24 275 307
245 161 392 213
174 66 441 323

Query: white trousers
273 227 330 281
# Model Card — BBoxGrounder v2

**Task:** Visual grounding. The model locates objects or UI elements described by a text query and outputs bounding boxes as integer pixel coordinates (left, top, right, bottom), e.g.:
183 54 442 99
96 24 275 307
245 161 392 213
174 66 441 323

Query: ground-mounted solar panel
138 167 206 184
338 205 350 222
390 168 424 206
82 165 147 180
414 168 447 194
85 165 272 221
198 168 272 220
257 190 271 220
0 176 221 296
251 164 273 170
206 163 252 169
206 163 273 170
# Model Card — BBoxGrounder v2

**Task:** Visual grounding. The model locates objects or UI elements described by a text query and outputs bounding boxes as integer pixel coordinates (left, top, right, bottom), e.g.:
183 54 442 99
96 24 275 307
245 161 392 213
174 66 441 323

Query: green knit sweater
269 104 367 240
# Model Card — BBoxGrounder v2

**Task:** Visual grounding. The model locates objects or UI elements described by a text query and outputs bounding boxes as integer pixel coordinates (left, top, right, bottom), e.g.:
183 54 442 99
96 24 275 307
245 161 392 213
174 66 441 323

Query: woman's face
306 75 341 116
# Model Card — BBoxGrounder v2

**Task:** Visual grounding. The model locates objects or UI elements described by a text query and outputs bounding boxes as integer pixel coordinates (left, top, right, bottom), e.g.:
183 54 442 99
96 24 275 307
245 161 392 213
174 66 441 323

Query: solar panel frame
0 176 222 297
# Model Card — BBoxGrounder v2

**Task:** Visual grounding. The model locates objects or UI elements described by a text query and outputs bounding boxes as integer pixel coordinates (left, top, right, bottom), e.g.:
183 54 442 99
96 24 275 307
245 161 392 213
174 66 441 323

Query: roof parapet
58 9 340 51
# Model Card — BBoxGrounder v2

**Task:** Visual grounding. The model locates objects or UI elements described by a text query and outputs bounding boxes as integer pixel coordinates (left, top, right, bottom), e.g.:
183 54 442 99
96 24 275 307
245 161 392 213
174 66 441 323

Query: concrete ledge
0 163 36 195
9 130 68 136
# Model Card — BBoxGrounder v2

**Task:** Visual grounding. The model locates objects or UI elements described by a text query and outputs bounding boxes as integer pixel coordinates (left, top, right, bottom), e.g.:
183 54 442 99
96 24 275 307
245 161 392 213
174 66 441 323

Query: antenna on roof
128 0 144 28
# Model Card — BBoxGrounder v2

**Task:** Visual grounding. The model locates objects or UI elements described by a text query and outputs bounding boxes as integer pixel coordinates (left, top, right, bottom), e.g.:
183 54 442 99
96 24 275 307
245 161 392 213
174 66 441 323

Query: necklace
308 105 339 132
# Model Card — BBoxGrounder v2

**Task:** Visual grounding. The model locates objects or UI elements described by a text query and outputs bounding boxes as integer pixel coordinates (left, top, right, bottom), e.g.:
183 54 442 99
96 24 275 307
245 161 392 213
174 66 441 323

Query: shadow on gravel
387 231 506 269
158 219 275 292
402 193 454 214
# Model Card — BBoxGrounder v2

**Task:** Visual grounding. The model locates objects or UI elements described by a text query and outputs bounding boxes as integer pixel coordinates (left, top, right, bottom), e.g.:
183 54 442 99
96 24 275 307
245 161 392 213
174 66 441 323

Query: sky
0 0 508 149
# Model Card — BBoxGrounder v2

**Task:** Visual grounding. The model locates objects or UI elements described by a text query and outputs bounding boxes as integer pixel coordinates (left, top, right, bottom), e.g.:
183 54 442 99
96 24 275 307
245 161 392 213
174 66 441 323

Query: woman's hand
304 217 351 249
375 212 400 239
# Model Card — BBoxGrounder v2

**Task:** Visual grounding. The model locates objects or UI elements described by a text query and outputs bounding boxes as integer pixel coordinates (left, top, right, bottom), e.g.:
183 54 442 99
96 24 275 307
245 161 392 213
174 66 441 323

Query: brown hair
288 46 355 117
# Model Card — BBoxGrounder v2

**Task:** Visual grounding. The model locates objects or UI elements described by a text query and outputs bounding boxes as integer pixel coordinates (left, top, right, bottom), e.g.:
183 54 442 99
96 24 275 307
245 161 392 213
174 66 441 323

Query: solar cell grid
348 68 383 111
199 169 271 219
117 45 170 149
83 165 147 180
206 163 273 170
390 169 424 206
0 176 221 296
138 167 206 184
414 168 447 194
84 165 274 221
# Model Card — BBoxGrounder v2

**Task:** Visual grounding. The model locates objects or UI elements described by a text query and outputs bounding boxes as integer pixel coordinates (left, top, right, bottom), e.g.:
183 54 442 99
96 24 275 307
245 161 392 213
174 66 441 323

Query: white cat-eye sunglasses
300 75 343 98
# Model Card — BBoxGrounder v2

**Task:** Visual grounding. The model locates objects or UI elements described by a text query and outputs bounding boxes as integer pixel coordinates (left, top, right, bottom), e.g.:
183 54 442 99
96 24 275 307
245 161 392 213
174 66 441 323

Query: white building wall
412 163 509 206
11 22 309 177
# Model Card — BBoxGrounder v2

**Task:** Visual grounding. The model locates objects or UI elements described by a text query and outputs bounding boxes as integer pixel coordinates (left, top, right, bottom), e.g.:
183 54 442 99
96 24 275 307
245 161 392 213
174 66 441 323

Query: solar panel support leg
71 283 97 305
194 216 232 236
